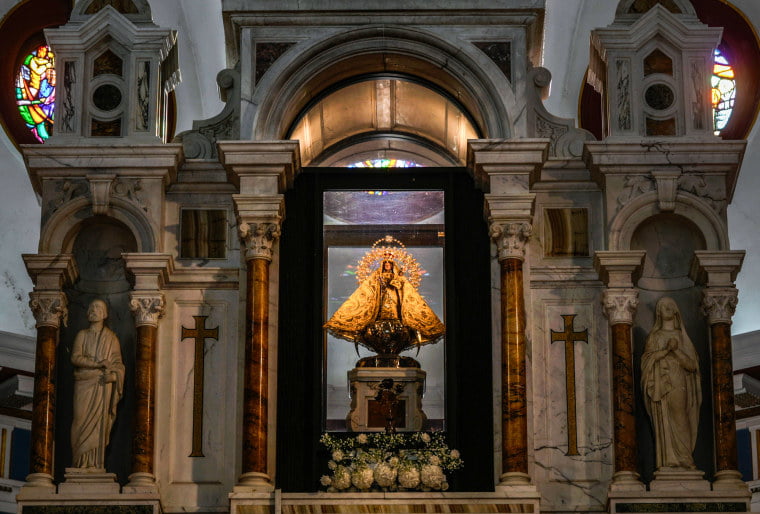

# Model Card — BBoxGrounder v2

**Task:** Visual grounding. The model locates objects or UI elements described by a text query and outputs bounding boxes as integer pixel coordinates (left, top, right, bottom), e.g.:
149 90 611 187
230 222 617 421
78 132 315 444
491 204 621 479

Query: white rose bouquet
319 432 463 491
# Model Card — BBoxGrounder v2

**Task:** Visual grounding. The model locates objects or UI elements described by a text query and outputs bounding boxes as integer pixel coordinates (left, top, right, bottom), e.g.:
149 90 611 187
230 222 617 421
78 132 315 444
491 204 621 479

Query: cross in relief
181 315 219 458
550 314 588 456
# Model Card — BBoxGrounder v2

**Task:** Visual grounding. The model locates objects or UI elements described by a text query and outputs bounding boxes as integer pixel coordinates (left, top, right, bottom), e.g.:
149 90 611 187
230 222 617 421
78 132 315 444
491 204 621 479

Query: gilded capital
701 287 738 325
129 293 166 327
490 222 532 261
239 221 281 261
29 291 68 328
602 289 639 325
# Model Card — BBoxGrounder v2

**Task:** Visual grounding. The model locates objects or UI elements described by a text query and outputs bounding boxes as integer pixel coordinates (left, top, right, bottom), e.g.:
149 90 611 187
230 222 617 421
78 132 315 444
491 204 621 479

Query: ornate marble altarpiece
13 0 754 513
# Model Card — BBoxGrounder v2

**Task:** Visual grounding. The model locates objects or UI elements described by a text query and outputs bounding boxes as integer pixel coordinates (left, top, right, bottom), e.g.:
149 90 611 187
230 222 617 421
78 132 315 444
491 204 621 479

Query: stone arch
39 196 157 254
249 26 517 144
608 191 728 251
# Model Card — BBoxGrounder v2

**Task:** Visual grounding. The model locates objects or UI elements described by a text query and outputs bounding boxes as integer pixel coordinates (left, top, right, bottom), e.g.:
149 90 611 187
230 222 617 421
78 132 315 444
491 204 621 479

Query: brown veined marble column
27 292 68 488
702 288 744 489
126 294 165 491
237 221 280 489
602 289 645 490
491 222 532 485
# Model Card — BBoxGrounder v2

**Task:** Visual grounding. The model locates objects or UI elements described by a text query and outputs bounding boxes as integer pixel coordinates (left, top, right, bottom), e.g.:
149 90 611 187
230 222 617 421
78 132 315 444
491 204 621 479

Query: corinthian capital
239 221 281 261
129 293 166 327
490 222 532 261
29 292 68 328
602 289 639 325
701 287 738 325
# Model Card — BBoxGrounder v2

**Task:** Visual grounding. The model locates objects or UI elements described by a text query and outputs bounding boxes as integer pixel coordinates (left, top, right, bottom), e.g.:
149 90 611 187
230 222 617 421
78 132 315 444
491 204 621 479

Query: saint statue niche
71 299 125 470
641 297 701 470
324 236 444 367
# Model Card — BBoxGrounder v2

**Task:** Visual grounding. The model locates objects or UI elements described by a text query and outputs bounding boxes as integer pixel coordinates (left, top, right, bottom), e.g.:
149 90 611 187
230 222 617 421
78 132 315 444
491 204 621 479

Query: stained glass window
348 159 422 168
16 45 55 142
712 49 735 135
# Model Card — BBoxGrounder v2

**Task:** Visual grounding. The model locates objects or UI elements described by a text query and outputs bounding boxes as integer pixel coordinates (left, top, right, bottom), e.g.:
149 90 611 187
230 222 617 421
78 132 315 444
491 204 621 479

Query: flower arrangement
319 432 463 492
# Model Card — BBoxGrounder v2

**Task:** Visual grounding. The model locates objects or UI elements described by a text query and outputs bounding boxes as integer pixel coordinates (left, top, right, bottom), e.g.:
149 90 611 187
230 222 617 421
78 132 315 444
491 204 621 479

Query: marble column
702 287 743 489
491 221 532 485
122 253 172 492
237 220 280 489
595 250 645 491
26 292 68 488
21 254 78 490
126 293 165 490
691 250 746 491
603 289 644 490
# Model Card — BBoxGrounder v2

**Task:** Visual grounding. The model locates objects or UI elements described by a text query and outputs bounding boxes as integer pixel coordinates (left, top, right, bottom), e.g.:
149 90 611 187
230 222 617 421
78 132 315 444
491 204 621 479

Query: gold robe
325 268 445 345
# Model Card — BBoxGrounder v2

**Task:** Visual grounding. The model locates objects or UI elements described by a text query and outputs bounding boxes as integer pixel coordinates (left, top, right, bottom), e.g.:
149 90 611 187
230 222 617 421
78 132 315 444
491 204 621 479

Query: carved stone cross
181 315 219 458
550 314 588 456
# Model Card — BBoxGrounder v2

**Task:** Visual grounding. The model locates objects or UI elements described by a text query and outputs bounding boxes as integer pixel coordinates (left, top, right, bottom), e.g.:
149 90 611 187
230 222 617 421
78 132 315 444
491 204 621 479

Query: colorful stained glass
16 45 56 142
712 49 736 135
348 158 422 168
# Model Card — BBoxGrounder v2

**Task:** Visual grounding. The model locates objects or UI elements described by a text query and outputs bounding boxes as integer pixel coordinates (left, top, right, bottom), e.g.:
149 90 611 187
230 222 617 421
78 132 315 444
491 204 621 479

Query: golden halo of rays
355 235 423 289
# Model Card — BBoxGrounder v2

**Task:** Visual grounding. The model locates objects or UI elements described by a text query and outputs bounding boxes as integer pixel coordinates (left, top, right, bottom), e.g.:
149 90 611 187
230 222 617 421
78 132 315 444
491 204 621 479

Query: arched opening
287 74 481 166
629 212 714 484
56 216 138 485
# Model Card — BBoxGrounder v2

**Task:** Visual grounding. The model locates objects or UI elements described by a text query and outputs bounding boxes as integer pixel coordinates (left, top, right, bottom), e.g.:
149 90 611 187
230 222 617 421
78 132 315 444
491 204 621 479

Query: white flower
420 464 445 490
420 433 431 443
332 450 344 462
328 460 337 470
450 449 460 459
428 455 440 466
398 466 421 489
320 475 332 486
374 462 398 488
356 433 368 444
332 466 351 490
351 466 375 490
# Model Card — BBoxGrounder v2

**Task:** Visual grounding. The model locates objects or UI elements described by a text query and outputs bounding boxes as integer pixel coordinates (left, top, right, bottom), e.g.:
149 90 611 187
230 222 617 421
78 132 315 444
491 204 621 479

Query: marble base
122 472 159 494
17 488 160 514
609 471 646 492
229 491 540 514
58 469 120 495
17 470 161 512
347 367 427 432
712 470 750 491
649 469 710 492
608 488 751 514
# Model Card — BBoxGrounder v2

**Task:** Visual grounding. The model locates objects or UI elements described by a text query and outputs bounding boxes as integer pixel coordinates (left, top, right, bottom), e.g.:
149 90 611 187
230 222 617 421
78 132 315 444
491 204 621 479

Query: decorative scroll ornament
87 174 116 215
239 221 281 261
602 289 639 325
701 288 738 325
29 292 68 328
489 222 532 261
129 294 166 327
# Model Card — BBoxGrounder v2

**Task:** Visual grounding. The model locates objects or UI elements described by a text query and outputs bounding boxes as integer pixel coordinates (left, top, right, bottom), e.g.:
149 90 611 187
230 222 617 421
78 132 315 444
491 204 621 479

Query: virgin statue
641 297 701 470
324 238 444 361
71 299 125 470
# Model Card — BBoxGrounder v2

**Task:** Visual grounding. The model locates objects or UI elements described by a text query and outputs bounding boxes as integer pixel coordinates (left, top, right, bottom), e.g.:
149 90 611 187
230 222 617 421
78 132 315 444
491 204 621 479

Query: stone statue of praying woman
641 297 702 470
70 299 125 470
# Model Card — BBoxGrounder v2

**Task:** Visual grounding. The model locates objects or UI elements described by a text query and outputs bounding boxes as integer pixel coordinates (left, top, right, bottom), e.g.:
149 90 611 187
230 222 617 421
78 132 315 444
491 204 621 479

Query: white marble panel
156 290 239 512
530 289 613 510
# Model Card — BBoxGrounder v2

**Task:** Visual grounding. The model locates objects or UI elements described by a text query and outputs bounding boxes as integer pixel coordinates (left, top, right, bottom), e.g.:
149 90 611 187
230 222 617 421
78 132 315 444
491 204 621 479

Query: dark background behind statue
631 214 714 483
56 217 137 485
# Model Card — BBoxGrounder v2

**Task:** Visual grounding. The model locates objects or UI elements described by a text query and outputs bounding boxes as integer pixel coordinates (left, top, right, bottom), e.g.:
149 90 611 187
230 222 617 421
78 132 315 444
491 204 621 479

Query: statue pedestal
17 469 161 513
347 367 426 432
649 469 710 491
58 468 120 494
